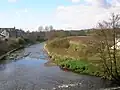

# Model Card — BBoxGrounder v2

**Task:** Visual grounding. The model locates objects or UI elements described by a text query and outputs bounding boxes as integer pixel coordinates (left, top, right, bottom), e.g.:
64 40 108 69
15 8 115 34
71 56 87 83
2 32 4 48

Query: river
0 43 116 90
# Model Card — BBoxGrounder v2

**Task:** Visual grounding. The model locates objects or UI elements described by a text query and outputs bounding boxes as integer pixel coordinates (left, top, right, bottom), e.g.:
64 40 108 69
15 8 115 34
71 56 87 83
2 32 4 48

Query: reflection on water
0 43 117 90
0 64 6 71
0 59 12 71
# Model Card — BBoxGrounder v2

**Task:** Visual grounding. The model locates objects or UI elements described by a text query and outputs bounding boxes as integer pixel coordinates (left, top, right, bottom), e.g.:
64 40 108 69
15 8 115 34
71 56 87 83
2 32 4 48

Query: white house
111 38 120 49
0 30 10 40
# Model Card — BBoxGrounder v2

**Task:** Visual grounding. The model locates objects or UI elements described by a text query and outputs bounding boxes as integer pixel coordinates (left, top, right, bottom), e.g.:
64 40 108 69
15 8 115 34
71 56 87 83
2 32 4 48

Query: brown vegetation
46 13 120 85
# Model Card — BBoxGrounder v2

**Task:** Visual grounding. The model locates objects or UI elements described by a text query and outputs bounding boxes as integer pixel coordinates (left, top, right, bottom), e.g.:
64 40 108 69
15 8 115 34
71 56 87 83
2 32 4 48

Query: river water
0 43 116 90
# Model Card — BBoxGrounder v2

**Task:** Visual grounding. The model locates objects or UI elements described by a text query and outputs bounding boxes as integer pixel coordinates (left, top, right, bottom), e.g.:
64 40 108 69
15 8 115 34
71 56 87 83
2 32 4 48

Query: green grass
47 51 103 77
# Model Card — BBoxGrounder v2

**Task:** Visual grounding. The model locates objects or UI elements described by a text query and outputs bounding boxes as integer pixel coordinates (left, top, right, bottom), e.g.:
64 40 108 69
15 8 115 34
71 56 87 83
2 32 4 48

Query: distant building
0 27 16 38
0 29 10 40
111 38 120 49
0 27 26 40
15 29 26 38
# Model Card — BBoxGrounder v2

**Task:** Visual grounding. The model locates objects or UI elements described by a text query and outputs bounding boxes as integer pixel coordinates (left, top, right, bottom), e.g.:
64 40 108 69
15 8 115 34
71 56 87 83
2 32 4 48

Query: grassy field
45 36 106 78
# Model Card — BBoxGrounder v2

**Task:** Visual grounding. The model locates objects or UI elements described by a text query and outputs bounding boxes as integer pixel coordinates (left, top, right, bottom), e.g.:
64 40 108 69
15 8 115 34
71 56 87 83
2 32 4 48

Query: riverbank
0 43 115 90
0 46 24 60
0 37 35 60
44 38 105 78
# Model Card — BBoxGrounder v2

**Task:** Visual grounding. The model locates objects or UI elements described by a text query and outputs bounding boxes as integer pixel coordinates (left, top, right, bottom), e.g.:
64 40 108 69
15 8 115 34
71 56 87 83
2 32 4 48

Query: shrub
48 38 70 48
16 37 25 45
24 38 30 43
36 38 45 42
8 39 19 48
59 59 90 74
24 38 35 44
0 40 9 55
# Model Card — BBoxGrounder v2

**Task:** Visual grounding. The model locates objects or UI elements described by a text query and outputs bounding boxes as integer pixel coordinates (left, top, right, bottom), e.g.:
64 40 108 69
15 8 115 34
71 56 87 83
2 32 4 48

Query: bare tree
45 26 49 31
44 26 49 40
49 25 53 31
38 26 43 32
91 13 120 84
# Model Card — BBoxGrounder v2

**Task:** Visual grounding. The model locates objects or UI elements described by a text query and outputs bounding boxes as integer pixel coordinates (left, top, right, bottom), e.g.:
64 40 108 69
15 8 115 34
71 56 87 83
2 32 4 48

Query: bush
24 38 30 43
24 38 35 44
7 39 18 48
7 38 26 49
36 38 45 42
16 37 25 45
48 38 70 48
59 59 90 73
0 40 9 55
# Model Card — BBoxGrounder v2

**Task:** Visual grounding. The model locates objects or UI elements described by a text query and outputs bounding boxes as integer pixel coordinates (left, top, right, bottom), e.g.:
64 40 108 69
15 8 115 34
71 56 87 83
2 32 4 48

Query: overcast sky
0 0 120 31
